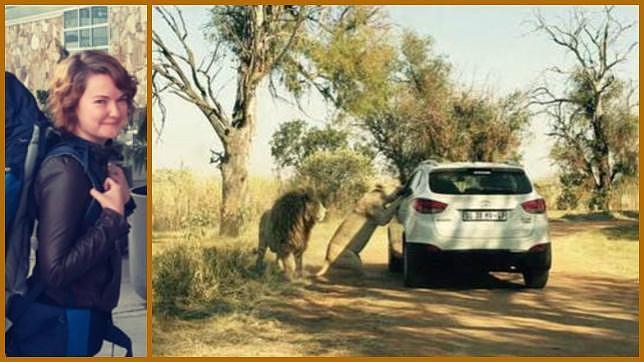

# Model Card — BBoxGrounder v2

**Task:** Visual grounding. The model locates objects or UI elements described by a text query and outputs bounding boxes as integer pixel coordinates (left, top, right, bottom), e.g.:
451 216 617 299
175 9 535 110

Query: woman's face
73 73 128 144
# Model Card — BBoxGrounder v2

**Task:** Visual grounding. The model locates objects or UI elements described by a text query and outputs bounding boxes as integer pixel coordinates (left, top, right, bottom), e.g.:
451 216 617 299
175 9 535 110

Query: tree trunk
219 126 253 236
218 71 257 236
596 156 612 211
591 100 612 211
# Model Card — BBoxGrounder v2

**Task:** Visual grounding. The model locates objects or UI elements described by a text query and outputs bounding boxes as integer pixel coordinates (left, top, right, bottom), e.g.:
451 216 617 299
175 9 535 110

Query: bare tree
153 6 307 236
531 6 638 210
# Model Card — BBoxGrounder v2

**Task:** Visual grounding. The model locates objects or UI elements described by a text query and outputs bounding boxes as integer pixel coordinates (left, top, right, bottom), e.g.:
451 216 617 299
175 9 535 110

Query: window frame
62 6 109 52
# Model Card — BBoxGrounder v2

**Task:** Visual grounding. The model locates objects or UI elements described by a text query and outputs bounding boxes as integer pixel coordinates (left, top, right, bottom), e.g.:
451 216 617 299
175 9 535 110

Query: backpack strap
44 143 101 190
43 144 103 232
5 124 48 309
5 277 47 324
104 319 133 357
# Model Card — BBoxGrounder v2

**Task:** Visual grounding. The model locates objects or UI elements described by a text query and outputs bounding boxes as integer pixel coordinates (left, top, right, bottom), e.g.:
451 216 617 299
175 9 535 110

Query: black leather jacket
33 136 133 312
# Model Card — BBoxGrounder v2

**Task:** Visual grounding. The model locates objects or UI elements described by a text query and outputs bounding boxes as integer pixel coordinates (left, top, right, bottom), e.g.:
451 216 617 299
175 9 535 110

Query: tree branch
153 6 230 139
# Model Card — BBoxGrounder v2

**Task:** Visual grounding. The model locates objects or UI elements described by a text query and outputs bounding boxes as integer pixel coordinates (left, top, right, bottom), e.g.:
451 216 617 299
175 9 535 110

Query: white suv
388 160 551 288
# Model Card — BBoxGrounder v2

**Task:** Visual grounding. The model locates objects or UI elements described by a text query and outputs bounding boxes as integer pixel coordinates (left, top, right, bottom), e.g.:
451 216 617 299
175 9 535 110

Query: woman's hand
107 163 131 203
89 177 128 216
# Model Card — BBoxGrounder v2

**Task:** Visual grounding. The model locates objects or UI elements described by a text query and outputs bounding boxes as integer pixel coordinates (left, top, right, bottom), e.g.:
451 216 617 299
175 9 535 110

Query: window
63 6 109 51
429 168 533 195
398 171 420 197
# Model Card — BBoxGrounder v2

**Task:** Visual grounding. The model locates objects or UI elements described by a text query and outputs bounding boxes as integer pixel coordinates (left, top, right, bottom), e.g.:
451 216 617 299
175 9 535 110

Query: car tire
523 269 549 288
403 241 421 287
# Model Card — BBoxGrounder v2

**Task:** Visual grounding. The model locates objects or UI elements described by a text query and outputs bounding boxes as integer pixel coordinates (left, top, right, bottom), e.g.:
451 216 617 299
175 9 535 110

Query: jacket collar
60 133 124 165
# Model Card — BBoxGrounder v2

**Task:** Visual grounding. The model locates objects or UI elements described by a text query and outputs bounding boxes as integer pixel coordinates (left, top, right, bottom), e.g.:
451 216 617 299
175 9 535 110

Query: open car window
429 168 533 195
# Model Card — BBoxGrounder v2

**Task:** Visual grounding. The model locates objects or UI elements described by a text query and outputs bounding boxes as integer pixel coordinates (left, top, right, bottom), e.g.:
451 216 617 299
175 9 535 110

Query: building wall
5 15 62 97
5 5 147 107
110 5 147 107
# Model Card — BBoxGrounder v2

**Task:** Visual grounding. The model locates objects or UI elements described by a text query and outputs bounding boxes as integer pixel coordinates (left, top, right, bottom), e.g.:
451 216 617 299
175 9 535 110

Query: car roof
414 161 525 172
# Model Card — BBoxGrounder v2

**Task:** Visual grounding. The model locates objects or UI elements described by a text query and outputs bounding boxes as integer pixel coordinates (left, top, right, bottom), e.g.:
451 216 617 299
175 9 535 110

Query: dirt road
251 219 639 356
155 219 639 356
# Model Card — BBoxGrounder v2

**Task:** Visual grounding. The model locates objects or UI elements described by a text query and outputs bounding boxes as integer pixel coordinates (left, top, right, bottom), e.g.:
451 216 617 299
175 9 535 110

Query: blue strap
5 172 22 237
65 309 91 356
104 322 133 357
7 278 46 323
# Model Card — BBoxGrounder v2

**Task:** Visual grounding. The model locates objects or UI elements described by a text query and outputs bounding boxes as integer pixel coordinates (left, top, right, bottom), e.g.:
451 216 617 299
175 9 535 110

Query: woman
32 50 137 356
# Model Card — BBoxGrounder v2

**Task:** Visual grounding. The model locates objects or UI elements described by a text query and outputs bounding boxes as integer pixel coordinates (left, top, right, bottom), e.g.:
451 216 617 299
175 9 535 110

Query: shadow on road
312 263 525 290
257 264 639 356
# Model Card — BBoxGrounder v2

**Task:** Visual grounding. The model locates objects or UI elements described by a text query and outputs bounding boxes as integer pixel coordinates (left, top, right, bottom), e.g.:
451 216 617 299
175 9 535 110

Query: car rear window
429 168 533 195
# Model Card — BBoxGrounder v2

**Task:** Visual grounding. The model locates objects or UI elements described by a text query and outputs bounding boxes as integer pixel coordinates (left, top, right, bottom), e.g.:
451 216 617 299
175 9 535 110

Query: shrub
153 243 297 318
294 148 374 213
153 243 203 315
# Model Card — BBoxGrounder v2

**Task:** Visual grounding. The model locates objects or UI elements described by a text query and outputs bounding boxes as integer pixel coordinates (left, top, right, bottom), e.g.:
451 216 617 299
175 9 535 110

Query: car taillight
521 198 546 214
413 198 447 214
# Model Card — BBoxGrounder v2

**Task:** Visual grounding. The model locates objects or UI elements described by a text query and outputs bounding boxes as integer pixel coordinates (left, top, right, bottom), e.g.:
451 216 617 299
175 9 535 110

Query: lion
255 189 327 278
316 184 405 277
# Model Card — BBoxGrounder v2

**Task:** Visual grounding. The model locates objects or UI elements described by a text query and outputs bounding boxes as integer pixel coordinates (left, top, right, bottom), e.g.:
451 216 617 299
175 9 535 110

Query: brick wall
5 5 147 106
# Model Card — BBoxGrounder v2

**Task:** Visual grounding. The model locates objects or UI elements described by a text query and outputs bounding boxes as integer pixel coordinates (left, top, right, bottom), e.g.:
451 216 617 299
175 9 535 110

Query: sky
152 5 639 182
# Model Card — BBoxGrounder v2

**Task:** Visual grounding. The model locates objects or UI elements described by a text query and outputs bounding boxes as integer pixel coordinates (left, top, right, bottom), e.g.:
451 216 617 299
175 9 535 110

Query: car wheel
403 241 421 287
523 269 549 288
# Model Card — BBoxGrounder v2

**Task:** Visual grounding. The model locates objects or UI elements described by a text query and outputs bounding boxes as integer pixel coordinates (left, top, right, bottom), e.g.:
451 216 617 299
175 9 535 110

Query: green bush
534 176 639 212
294 148 374 213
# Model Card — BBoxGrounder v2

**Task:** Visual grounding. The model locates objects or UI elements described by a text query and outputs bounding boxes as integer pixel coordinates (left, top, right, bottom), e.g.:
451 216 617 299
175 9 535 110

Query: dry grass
152 169 281 232
151 212 357 356
551 223 639 278
153 313 326 356
152 235 300 318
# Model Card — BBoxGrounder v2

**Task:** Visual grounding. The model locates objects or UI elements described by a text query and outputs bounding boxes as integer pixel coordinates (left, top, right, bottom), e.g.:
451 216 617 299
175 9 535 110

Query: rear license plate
462 210 507 221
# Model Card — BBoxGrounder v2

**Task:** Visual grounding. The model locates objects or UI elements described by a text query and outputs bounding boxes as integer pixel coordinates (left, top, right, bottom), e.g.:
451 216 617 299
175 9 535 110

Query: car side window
400 171 420 196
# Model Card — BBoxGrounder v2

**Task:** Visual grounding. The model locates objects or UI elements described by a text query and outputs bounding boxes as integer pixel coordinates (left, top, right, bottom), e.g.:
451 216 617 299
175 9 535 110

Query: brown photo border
1 0 641 360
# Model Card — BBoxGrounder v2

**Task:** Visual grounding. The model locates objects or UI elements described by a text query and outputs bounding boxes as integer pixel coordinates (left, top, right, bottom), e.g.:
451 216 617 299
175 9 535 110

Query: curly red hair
48 50 137 132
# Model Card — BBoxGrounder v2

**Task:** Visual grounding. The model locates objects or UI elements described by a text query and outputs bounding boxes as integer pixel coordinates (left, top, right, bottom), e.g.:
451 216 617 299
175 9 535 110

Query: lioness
316 184 405 277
